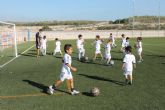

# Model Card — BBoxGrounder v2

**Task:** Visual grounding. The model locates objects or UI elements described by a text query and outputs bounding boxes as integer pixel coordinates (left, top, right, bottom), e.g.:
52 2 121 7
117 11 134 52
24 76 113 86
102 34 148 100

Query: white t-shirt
55 41 61 50
61 54 72 74
137 41 142 50
77 39 84 49
41 39 47 49
121 37 126 44
105 43 111 55
123 54 136 72
109 36 115 42
95 40 102 50
122 41 129 48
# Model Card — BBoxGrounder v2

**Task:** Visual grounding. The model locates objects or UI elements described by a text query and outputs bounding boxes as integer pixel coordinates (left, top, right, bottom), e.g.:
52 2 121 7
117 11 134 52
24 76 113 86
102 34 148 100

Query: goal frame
0 21 18 57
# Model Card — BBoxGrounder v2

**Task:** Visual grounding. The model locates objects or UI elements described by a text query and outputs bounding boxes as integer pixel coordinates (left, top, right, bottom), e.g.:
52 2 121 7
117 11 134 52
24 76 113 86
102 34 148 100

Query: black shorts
36 45 40 49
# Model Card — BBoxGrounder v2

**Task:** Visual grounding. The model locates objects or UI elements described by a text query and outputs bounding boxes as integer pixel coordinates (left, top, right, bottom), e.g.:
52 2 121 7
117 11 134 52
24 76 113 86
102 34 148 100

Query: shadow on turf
23 80 70 95
82 92 94 97
145 54 165 58
21 52 36 57
78 74 126 86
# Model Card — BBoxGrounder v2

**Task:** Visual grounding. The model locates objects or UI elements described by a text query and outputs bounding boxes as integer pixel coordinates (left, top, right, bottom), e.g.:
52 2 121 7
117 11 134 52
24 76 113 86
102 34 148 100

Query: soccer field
0 38 165 110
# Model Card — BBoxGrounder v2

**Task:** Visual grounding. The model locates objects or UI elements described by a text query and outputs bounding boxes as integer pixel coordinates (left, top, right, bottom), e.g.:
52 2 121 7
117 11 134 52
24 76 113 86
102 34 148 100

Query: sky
0 0 165 22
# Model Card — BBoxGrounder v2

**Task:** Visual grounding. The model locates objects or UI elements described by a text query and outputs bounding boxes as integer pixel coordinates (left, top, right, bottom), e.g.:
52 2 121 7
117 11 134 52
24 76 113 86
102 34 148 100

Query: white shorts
54 48 61 53
95 49 101 54
137 49 142 55
105 54 111 59
78 48 85 53
123 71 132 76
60 72 73 82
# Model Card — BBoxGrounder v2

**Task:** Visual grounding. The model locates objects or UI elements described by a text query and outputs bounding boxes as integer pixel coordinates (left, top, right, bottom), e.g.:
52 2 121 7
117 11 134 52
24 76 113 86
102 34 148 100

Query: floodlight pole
158 0 160 37
131 0 135 37
0 21 18 57
13 24 18 57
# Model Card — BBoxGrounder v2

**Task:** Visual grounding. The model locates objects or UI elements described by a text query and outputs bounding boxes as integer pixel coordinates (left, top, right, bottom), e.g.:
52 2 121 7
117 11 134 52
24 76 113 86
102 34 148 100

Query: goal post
0 21 18 66
0 21 18 58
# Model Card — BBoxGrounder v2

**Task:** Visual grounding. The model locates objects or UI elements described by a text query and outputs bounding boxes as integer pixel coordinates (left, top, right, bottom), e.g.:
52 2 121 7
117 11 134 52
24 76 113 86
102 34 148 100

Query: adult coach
36 29 42 58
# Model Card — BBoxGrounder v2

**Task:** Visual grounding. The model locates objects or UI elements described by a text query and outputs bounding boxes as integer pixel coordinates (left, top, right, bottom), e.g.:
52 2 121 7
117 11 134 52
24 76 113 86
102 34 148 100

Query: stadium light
0 21 18 57
158 0 160 37
131 0 135 37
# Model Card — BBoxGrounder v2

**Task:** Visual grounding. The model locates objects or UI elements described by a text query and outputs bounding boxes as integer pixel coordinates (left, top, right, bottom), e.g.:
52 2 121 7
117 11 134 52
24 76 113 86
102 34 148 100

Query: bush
41 25 52 31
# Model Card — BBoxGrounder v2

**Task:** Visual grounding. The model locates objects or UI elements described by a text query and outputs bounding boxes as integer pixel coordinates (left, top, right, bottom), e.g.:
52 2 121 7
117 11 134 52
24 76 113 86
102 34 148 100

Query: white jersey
105 43 111 55
109 36 115 42
41 39 47 49
55 41 61 50
95 40 102 50
123 54 136 72
122 41 129 48
136 41 142 50
121 37 126 44
61 54 72 74
77 39 84 49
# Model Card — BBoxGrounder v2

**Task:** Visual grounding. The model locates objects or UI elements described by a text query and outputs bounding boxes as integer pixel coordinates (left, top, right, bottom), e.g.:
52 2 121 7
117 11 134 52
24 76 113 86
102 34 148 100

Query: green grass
0 38 165 110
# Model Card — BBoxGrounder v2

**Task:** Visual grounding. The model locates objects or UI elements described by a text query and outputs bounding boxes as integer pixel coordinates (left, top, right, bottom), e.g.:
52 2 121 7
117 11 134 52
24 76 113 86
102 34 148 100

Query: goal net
0 21 18 66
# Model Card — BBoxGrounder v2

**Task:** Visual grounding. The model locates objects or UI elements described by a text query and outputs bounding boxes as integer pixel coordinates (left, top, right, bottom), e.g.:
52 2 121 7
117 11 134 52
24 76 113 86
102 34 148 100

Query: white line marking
0 45 35 68
0 92 64 99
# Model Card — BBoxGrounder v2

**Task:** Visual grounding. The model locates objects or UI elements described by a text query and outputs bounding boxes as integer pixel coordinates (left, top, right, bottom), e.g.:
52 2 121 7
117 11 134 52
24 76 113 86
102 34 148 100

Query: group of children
35 30 63 57
35 30 143 95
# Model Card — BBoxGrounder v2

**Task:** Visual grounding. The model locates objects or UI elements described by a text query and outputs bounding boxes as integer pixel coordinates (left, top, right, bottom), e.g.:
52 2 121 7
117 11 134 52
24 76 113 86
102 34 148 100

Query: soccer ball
85 56 89 61
81 56 88 62
110 60 114 65
90 87 100 97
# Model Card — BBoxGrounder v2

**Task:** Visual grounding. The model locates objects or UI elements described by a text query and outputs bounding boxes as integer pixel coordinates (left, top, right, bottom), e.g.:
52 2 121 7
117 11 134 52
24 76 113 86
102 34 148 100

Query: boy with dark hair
48 44 79 95
76 34 85 60
122 46 136 85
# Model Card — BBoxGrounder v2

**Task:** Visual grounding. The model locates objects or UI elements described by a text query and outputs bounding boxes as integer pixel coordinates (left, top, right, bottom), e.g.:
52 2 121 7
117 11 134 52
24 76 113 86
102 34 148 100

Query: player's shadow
82 92 93 97
30 49 36 52
21 52 36 57
78 74 125 86
145 54 165 58
23 80 49 94
112 57 123 61
23 80 70 94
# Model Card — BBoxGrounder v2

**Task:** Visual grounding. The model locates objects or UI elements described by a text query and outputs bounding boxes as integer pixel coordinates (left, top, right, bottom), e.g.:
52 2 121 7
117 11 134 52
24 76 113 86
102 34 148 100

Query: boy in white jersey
93 35 103 61
76 34 85 60
122 46 136 85
134 37 143 62
40 36 47 56
48 44 79 95
53 38 62 56
121 37 130 53
120 34 126 52
109 33 117 48
104 39 112 65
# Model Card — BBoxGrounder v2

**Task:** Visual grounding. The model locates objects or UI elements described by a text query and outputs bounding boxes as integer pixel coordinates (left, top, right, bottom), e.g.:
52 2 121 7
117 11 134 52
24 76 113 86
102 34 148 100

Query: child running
120 34 126 52
135 37 143 62
76 34 85 60
53 38 62 56
121 37 130 53
104 39 112 65
109 33 117 48
93 35 103 61
122 46 136 85
48 44 80 95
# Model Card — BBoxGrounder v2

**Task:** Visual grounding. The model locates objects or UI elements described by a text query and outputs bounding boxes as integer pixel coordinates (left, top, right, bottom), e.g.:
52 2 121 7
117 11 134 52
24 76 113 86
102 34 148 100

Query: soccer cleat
138 60 142 63
71 90 80 95
48 86 55 95
128 81 132 85
125 79 129 84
